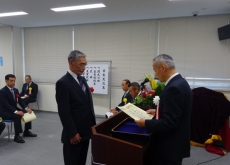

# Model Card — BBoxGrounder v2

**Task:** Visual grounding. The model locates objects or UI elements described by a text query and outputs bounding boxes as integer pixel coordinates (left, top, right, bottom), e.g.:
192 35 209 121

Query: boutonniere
16 94 20 103
89 87 94 93
153 96 160 119
123 98 127 104
29 87 32 94
153 96 160 106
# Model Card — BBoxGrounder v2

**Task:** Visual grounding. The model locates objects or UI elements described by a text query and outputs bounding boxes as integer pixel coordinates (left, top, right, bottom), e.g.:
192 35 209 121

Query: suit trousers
63 140 90 165
1 112 32 135
158 159 182 165
0 122 6 135
23 98 36 106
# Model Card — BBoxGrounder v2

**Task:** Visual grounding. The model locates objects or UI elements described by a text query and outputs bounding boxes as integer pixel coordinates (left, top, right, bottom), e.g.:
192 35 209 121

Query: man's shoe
23 131 37 137
14 135 25 143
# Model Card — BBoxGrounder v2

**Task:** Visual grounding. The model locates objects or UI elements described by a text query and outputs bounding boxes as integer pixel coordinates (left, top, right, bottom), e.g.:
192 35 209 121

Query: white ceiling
0 0 229 28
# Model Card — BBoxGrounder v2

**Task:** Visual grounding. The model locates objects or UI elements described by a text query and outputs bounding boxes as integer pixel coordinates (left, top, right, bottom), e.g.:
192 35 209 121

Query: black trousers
1 112 32 136
158 159 182 165
0 122 5 135
23 98 36 106
63 140 90 165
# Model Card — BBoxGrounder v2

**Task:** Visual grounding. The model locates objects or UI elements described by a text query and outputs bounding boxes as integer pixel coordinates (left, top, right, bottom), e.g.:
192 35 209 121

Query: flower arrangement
132 74 165 110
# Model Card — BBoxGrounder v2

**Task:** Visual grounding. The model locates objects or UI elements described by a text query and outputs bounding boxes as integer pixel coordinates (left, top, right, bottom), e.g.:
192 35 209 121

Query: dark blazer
145 74 192 161
0 86 27 115
116 92 133 111
20 82 38 99
56 72 96 144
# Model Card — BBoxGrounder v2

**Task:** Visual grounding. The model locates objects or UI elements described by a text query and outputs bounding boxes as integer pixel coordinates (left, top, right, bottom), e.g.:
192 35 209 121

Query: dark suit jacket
145 74 192 161
0 86 27 115
20 82 38 99
56 72 96 144
115 92 133 111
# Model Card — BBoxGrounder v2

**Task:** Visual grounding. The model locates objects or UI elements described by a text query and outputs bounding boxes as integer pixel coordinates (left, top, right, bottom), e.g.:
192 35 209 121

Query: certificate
118 103 154 120
22 111 36 123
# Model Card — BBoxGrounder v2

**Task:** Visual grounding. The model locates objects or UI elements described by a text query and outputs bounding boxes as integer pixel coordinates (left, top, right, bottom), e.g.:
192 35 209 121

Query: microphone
140 78 149 86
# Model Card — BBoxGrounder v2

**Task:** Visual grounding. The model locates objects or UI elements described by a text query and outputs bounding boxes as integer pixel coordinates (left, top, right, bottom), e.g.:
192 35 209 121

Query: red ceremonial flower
142 92 147 98
147 90 155 96
90 87 94 93
16 94 20 98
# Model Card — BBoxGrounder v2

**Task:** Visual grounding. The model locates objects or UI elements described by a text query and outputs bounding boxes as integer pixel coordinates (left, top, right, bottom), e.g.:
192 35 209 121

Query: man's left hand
135 118 145 127
25 108 32 114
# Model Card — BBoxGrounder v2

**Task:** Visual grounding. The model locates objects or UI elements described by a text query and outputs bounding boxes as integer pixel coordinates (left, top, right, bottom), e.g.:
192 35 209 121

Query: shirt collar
165 73 179 86
135 91 142 99
27 82 32 86
68 69 78 80
7 86 13 90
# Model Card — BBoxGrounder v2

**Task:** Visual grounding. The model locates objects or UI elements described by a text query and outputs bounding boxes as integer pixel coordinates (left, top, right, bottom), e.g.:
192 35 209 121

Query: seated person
0 74 37 143
0 120 5 135
128 82 142 100
20 75 38 106
109 79 133 115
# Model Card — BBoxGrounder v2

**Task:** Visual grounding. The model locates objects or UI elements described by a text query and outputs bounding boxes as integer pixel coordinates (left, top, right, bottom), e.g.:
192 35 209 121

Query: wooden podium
91 112 157 165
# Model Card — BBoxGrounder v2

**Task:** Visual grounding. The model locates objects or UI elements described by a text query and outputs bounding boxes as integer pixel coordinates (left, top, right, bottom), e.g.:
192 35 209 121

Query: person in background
109 79 133 115
135 54 192 165
56 50 96 165
20 75 38 106
128 82 141 100
0 74 37 143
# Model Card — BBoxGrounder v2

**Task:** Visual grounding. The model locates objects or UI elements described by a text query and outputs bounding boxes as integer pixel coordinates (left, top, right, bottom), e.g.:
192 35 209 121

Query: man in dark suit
0 74 37 143
135 54 192 165
110 79 133 115
0 121 5 135
56 50 96 165
20 75 38 106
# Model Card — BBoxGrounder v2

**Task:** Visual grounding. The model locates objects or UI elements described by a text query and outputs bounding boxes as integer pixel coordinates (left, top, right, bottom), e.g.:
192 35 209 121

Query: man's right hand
70 133 81 145
110 109 118 115
16 111 24 116
146 109 156 116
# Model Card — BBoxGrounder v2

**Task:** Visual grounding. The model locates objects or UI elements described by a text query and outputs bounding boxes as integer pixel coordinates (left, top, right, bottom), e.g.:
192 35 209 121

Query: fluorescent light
0 11 28 17
51 3 106 12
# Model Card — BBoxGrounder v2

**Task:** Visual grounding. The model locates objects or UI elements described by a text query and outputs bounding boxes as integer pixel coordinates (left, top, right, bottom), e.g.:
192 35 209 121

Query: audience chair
3 120 13 142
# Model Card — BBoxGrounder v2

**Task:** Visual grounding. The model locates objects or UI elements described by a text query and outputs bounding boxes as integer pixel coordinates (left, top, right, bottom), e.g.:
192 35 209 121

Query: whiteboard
82 64 108 94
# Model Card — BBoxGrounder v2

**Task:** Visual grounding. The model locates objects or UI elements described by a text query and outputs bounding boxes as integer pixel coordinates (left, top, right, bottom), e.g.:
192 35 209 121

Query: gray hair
153 54 175 70
68 50 86 61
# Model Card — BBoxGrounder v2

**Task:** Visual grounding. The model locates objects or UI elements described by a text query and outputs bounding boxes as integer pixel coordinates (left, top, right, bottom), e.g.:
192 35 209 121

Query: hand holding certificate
118 103 154 120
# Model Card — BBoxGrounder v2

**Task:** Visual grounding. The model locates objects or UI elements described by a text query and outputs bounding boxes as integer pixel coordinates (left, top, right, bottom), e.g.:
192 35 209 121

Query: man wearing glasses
56 50 96 165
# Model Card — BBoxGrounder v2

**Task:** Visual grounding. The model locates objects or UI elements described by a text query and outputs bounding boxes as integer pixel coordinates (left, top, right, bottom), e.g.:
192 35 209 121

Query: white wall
13 27 24 89
0 26 24 90
0 26 13 88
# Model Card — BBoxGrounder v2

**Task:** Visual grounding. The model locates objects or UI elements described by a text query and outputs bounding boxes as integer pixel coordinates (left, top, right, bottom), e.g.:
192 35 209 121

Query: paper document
22 111 36 123
118 103 154 120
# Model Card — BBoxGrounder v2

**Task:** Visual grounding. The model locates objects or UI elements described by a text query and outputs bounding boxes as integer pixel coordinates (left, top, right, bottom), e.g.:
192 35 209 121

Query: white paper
118 103 154 120
22 111 36 123
82 64 108 94
105 112 114 118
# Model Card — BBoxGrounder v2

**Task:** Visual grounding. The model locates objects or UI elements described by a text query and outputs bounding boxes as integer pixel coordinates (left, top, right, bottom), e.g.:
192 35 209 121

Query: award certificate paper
118 103 153 120
22 111 37 123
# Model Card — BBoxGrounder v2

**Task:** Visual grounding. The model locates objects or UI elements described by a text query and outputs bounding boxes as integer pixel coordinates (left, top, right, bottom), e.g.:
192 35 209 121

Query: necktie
11 88 15 101
77 76 84 91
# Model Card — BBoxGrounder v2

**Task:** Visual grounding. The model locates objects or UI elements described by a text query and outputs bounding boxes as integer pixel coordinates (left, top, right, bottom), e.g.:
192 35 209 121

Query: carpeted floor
0 111 229 165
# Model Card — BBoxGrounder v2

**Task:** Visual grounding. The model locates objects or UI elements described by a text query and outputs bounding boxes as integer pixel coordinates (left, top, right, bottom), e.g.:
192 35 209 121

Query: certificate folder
112 117 151 143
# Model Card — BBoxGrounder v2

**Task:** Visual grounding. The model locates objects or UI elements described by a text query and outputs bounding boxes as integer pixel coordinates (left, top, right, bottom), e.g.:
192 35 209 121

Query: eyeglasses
75 62 87 67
